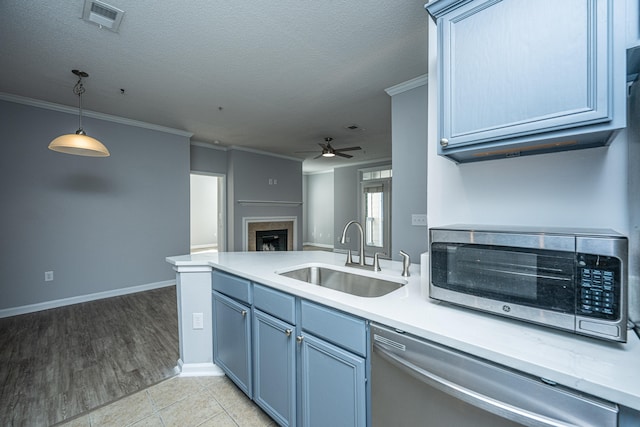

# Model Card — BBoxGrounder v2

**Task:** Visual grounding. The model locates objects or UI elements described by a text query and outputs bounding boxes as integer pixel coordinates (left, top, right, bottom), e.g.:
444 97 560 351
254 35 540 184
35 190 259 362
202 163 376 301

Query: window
360 167 391 257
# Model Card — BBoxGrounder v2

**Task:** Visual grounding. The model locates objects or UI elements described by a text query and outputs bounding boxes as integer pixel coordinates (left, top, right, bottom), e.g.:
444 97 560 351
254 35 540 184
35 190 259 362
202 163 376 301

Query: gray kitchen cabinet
628 0 640 49
212 274 369 427
426 0 626 163
627 0 640 79
212 271 253 398
253 285 297 427
299 300 368 427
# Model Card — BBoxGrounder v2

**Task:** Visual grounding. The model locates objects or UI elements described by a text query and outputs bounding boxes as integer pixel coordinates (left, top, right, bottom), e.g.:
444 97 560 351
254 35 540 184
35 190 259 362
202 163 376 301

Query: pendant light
49 69 110 157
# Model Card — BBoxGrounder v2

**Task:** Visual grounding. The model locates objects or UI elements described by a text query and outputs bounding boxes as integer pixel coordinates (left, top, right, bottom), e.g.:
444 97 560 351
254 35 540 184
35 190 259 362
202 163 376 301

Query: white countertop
166 250 640 411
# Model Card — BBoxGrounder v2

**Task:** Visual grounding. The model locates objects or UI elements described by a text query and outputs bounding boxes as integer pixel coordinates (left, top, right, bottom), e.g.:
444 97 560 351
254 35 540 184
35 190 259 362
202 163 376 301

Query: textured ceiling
0 1 428 172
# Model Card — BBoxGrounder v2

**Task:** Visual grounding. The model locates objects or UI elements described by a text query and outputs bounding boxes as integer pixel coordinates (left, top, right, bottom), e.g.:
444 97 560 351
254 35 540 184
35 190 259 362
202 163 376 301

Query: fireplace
244 216 297 251
256 229 288 251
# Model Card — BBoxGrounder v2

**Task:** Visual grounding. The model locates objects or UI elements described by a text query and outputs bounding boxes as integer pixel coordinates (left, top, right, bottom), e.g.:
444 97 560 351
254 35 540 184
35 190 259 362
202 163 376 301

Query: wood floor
0 286 180 426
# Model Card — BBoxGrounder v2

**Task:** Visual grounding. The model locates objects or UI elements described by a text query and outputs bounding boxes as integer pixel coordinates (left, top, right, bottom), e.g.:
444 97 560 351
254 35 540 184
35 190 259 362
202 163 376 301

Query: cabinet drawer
253 284 296 325
212 270 252 304
301 301 367 357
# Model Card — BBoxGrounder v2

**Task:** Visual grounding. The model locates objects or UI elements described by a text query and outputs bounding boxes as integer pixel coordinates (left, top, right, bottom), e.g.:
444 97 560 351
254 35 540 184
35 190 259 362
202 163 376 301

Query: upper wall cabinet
627 0 640 79
426 0 626 163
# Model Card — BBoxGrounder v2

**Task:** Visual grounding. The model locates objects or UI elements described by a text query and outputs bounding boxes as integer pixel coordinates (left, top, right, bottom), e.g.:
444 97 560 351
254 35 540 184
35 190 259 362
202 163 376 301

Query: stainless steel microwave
429 225 628 342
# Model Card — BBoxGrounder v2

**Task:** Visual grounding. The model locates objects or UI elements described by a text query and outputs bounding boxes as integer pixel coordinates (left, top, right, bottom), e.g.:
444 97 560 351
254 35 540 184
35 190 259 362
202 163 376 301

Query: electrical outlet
44 271 54 282
192 312 204 330
268 178 273 185
273 179 278 185
411 214 428 226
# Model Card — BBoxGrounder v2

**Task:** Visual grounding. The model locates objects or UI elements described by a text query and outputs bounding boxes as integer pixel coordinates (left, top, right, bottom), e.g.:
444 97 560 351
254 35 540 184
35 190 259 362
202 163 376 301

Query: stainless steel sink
278 265 405 297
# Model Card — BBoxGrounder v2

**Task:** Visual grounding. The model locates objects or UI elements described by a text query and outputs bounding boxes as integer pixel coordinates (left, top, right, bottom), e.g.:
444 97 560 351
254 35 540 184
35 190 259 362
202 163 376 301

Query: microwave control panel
577 254 620 320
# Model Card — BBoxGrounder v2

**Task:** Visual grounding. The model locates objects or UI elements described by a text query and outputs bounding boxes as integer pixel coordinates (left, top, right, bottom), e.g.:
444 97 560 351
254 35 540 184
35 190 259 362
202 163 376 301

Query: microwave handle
373 342 575 427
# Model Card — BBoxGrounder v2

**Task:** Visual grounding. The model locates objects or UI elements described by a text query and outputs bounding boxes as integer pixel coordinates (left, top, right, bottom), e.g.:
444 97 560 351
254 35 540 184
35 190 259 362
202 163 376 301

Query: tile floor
57 375 275 427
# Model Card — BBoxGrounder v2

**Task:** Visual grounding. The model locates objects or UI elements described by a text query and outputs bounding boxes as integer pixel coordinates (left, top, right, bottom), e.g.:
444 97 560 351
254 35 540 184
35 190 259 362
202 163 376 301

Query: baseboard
177 359 225 377
302 242 335 249
0 280 176 319
190 243 218 250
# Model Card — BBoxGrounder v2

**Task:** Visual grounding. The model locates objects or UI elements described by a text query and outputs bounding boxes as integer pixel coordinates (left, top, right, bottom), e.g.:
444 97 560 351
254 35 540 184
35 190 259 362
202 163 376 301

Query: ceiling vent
82 0 125 32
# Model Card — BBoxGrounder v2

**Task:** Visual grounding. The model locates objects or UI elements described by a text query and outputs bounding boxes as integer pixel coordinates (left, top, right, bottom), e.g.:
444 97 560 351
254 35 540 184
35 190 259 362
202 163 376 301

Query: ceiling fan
300 137 362 159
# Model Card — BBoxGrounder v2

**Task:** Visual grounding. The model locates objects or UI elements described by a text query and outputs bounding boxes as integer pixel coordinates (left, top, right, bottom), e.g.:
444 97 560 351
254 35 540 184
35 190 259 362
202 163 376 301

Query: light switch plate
192 312 204 329
411 214 428 226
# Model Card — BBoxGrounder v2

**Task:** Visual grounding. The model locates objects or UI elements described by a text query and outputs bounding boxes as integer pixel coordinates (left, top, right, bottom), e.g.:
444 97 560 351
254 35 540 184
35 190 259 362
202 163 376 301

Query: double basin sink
277 264 406 298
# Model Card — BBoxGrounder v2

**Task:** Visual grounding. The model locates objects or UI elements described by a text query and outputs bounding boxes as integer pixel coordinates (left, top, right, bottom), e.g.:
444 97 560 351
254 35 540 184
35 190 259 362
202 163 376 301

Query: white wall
190 174 218 248
304 171 335 247
426 21 629 231
426 19 639 323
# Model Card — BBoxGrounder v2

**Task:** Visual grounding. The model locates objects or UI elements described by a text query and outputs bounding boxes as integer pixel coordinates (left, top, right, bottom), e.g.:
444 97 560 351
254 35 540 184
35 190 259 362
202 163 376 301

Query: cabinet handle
440 138 449 147
285 329 292 337
241 310 247 317
296 335 304 343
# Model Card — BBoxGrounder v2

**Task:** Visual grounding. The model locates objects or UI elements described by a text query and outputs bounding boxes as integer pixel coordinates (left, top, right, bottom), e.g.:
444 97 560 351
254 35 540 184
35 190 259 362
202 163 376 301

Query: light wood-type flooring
0 286 182 426
57 375 274 427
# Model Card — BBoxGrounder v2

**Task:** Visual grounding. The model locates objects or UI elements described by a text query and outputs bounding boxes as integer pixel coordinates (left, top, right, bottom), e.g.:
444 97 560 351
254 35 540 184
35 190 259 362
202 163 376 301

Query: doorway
190 173 226 253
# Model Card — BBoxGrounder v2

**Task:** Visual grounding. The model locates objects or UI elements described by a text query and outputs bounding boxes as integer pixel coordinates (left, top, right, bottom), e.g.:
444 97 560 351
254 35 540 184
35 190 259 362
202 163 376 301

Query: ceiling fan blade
335 152 353 158
335 146 361 152
294 150 321 153
318 143 328 150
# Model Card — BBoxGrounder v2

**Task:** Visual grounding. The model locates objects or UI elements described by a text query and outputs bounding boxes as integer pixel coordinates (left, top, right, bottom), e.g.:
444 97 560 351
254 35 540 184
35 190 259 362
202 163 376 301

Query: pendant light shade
49 131 110 157
49 70 110 157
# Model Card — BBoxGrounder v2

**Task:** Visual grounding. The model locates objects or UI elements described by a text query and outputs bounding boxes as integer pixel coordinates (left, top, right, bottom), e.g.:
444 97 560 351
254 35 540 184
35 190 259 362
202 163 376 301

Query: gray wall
227 149 303 251
0 99 190 310
333 160 391 254
390 83 428 262
190 143 228 174
304 171 335 247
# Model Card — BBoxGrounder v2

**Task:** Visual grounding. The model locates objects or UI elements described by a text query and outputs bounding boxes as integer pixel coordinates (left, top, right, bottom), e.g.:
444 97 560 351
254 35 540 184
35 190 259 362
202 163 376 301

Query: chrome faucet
399 250 410 277
340 220 367 267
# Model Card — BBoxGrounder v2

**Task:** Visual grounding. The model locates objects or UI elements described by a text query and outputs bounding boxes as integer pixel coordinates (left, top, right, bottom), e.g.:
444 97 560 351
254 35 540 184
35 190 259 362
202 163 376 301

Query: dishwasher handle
374 341 575 427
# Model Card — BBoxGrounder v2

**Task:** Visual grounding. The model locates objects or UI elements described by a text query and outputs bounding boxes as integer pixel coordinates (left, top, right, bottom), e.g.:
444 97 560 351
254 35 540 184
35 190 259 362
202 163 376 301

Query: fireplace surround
243 216 297 251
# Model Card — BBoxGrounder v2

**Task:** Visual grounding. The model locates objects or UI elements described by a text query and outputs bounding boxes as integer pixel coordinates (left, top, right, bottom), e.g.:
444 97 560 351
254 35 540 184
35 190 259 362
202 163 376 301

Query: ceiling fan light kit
312 137 361 159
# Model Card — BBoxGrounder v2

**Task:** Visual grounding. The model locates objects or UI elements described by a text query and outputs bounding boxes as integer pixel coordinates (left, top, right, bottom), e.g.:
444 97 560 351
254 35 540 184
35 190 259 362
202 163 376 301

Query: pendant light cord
73 77 86 133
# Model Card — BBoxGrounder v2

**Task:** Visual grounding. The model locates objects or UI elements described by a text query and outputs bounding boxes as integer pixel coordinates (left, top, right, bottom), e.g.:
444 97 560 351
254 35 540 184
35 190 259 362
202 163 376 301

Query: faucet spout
340 220 366 266
399 250 410 277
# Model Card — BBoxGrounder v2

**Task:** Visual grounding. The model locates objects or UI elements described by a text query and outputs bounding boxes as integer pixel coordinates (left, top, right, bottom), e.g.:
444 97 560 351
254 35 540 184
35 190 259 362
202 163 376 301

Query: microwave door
432 244 576 313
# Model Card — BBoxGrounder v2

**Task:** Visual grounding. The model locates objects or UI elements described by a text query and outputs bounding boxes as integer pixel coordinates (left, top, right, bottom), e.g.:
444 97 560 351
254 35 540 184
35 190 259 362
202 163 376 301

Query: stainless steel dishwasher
370 323 619 427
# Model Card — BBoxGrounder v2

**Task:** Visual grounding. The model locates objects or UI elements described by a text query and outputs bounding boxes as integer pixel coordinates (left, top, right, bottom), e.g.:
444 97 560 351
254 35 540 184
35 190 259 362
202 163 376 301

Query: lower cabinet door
253 309 296 427
212 291 252 397
300 334 366 427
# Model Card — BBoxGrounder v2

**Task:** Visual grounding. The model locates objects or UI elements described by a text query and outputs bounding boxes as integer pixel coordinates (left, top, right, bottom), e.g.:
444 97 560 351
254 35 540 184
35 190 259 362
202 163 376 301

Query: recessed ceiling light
82 0 125 33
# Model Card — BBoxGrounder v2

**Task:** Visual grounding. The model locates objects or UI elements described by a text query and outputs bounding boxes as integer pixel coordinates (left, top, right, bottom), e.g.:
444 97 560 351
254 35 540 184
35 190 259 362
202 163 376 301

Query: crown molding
190 140 228 151
0 92 193 138
229 145 303 162
385 74 429 96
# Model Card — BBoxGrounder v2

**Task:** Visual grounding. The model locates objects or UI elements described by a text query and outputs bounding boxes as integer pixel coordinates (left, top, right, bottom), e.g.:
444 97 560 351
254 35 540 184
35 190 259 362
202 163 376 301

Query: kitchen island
166 250 640 413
